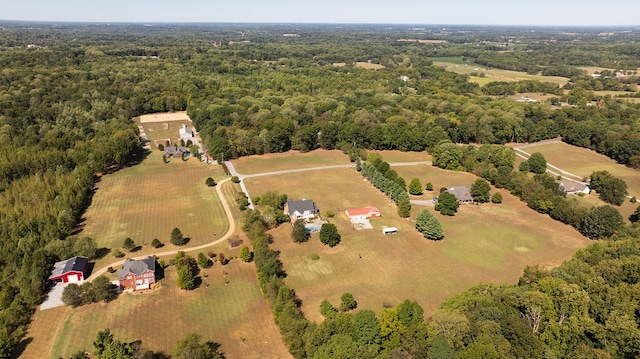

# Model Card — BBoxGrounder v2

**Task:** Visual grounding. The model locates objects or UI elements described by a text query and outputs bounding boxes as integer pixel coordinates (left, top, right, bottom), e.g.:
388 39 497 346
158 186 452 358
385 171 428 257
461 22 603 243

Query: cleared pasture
232 149 350 175
432 57 569 87
521 142 640 198
24 259 291 359
80 150 228 272
244 166 589 323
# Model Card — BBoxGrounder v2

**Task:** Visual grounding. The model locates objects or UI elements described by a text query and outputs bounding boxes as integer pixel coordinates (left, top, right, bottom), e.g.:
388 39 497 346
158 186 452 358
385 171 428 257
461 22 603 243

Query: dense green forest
0 22 639 357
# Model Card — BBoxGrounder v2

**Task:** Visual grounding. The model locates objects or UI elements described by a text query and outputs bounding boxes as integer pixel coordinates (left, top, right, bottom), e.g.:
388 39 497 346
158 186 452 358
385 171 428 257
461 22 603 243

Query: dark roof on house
285 199 318 215
48 256 88 279
559 180 589 192
164 146 189 156
118 256 156 280
447 186 473 202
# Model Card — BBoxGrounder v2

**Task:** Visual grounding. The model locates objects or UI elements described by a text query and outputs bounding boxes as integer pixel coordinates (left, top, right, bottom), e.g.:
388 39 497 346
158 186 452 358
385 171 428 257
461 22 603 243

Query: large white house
179 123 193 141
559 179 590 195
284 199 319 222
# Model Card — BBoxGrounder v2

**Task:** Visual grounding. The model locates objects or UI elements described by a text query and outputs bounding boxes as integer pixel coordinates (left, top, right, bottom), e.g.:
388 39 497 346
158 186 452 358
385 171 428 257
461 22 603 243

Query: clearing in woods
513 141 640 221
232 149 350 175
432 57 569 87
244 165 589 323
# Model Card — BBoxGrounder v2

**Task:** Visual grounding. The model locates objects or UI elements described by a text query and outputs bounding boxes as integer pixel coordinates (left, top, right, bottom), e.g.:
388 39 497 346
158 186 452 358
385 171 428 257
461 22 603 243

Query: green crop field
244 166 589 322
432 57 569 87
80 151 229 271
24 258 291 359
232 149 350 175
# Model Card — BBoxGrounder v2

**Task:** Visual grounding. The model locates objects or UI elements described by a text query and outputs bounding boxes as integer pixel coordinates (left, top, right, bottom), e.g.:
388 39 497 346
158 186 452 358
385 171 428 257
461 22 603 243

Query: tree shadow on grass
13 337 33 358
95 247 111 259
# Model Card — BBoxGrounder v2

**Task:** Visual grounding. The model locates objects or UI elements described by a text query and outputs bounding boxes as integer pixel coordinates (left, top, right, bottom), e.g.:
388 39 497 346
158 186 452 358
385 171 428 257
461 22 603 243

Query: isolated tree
425 182 434 191
239 246 253 262
151 238 163 248
491 192 503 204
218 253 226 265
527 152 547 174
173 333 222 359
291 219 309 243
92 275 117 302
435 191 459 216
340 292 358 312
415 209 444 240
113 249 124 258
579 205 625 239
320 299 338 318
205 177 216 187
171 227 186 245
470 178 491 203
122 237 135 251
409 178 423 195
319 223 341 247
162 154 168 164
231 176 240 183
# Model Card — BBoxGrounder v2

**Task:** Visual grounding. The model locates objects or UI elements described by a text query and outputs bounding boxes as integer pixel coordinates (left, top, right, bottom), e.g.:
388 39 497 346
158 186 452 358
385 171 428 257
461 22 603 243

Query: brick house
118 256 157 291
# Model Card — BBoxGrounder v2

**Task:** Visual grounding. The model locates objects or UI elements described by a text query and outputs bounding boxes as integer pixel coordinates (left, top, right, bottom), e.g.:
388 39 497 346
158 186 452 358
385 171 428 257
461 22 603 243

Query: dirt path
87 177 235 281
513 146 586 182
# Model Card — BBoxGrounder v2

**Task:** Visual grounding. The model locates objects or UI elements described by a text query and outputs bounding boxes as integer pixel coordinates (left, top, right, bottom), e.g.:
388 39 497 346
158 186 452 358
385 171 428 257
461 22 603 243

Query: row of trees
358 155 411 217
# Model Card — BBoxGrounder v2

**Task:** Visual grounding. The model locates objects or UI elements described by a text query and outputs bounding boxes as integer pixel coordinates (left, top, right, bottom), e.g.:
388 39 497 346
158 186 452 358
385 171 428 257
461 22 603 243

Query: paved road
87 177 236 281
410 199 435 207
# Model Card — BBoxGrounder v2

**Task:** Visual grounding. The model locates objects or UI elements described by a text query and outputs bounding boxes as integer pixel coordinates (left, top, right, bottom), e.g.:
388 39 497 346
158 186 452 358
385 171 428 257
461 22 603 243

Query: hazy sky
1 0 639 26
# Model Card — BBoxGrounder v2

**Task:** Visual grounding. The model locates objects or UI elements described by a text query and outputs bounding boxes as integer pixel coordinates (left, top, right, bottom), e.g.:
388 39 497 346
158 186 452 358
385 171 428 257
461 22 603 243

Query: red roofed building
48 256 88 283
345 206 381 221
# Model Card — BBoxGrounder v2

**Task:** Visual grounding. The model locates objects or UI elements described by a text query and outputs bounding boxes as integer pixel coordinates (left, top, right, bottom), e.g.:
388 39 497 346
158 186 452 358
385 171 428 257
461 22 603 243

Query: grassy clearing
232 149 350 175
355 62 385 70
24 260 291 359
371 150 432 163
432 57 569 87
80 150 228 274
245 166 589 322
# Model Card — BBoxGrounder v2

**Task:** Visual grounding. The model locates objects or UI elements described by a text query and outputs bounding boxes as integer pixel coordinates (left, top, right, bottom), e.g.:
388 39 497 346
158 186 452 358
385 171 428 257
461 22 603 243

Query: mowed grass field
80 150 229 271
24 259 291 359
370 150 432 163
232 149 350 175
517 141 639 221
244 166 589 323
432 57 569 87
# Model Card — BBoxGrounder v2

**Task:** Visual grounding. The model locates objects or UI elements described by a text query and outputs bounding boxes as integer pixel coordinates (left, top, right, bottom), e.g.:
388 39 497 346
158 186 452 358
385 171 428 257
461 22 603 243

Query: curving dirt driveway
87 177 236 281
89 160 432 281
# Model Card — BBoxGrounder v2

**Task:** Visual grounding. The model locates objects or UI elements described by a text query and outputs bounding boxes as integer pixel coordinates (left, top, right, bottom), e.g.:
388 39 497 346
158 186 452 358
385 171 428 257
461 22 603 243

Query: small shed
48 256 88 283
382 227 398 235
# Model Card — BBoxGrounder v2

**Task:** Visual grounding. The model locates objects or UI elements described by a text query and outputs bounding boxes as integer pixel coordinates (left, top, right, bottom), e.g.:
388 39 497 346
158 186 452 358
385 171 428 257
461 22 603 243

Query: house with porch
345 206 381 221
164 146 189 158
118 256 157 291
284 199 319 222
559 179 590 195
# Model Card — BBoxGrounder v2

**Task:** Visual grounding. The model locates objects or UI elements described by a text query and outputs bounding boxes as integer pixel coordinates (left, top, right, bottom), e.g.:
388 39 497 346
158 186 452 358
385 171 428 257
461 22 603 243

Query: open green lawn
24 258 291 359
244 166 589 323
432 57 569 87
232 149 350 175
81 151 229 271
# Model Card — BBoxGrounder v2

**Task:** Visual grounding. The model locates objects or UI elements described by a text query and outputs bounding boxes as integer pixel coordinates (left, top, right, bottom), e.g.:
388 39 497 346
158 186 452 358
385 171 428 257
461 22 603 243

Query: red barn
48 256 88 283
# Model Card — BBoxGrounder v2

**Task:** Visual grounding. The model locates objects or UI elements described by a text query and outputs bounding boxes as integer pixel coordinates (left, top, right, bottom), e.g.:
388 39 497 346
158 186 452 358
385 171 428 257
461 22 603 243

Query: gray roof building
284 199 319 222
447 186 474 203
118 256 157 281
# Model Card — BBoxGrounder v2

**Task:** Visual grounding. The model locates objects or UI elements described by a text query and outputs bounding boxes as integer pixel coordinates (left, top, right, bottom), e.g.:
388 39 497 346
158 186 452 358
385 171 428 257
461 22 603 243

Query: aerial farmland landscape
2 2 640 359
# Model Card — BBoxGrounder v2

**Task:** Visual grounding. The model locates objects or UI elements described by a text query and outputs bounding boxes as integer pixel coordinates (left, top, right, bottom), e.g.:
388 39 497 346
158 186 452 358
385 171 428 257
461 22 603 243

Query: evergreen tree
177 265 196 290
170 227 186 245
397 197 412 218
435 192 459 216
122 237 135 251
205 177 216 187
409 178 423 195
415 209 444 240
291 219 310 243
239 246 253 262
491 192 503 204
320 299 338 318
319 223 341 247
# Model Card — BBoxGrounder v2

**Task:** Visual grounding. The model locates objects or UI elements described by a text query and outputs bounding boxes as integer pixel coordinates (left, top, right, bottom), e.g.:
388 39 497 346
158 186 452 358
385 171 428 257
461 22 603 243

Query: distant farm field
24 259 291 359
244 166 589 322
432 57 569 87
80 151 228 271
232 149 350 175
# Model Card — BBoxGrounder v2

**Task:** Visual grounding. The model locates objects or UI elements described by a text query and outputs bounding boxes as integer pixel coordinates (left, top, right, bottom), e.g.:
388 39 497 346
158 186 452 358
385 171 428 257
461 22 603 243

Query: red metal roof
346 206 380 217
